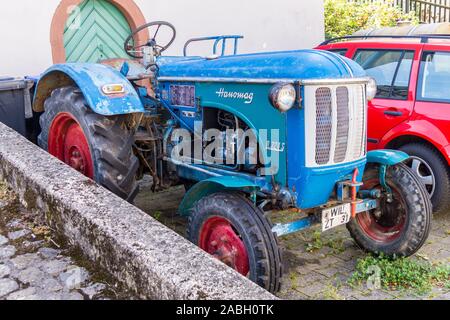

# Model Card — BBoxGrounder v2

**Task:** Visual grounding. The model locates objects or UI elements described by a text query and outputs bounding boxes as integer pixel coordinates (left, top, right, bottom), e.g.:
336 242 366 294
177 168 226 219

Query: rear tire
187 192 282 293
38 86 139 202
347 163 432 257
399 143 450 214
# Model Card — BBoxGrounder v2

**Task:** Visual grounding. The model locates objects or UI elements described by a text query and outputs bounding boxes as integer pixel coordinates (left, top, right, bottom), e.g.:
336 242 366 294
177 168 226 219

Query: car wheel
399 143 450 214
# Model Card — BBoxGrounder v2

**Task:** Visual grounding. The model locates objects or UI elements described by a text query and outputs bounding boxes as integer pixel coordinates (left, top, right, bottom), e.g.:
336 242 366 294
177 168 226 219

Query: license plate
322 203 351 232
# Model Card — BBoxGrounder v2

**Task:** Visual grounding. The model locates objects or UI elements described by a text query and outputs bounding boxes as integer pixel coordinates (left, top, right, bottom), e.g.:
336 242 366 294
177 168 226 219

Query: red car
317 35 450 214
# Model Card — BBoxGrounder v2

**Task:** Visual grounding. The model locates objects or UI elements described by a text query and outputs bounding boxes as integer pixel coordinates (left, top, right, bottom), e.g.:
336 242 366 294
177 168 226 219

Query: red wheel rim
356 178 407 243
199 217 250 276
48 113 94 179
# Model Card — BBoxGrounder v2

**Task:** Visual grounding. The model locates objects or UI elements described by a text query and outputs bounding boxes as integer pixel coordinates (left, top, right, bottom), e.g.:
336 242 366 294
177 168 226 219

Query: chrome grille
351 85 366 159
304 83 367 168
334 87 350 163
315 88 332 165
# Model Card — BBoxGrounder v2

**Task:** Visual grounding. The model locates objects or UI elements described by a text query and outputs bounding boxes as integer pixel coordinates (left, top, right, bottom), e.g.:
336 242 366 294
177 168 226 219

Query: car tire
399 143 450 214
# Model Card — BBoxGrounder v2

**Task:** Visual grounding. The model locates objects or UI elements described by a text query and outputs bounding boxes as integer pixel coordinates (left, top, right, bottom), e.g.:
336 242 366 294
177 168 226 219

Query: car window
328 49 348 56
418 51 450 103
353 50 414 100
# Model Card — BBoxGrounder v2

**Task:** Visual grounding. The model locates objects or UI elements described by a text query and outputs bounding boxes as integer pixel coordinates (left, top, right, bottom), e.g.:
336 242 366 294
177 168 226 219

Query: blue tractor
32 22 432 293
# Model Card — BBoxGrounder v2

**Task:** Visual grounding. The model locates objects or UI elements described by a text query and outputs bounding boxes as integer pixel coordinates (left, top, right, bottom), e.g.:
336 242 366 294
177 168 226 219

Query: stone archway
50 0 148 63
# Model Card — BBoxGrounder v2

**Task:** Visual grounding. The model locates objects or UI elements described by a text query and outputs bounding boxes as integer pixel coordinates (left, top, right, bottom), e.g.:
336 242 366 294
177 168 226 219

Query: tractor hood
156 49 365 80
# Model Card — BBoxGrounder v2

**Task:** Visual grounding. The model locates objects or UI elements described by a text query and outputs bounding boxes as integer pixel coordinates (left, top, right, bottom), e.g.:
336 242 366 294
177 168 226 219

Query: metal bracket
379 164 393 202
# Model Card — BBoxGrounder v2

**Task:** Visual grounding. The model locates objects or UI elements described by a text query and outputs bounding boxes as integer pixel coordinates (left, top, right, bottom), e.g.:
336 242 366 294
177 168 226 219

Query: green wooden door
64 0 132 63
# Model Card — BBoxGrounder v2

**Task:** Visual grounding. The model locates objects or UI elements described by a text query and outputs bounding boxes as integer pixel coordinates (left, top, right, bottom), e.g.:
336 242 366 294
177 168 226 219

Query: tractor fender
33 63 145 116
178 176 260 216
366 149 409 166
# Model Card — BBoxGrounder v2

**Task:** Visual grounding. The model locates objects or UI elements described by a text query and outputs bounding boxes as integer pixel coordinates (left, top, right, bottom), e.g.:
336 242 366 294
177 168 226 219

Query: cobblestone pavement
135 180 450 300
0 182 130 300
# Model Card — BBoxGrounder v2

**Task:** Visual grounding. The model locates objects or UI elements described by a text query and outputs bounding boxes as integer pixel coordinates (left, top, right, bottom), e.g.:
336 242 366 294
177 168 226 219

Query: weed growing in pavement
349 254 450 295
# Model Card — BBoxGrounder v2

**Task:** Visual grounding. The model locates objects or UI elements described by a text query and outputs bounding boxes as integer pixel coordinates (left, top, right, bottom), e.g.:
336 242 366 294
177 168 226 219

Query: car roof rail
320 34 450 45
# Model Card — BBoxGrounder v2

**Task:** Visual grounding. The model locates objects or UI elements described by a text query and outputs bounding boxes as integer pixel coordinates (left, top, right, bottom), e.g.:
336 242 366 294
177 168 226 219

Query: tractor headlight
269 83 296 112
366 78 377 101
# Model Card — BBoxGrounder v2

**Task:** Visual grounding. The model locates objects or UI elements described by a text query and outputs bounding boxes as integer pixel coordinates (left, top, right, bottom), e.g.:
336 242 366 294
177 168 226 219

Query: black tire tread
38 86 139 202
400 142 450 214
187 192 282 293
347 163 432 257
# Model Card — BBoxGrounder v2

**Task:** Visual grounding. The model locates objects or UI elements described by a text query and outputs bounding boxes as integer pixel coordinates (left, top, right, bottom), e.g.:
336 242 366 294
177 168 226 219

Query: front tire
38 86 139 202
187 192 282 293
347 163 432 257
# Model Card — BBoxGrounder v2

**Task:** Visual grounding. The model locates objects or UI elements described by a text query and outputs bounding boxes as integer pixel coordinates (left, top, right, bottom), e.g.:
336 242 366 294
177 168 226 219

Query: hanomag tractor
32 22 432 293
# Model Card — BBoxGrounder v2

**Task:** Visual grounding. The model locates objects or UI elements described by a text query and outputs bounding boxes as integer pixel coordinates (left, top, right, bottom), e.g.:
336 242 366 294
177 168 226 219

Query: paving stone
354 289 396 300
434 292 450 300
0 264 11 278
38 247 61 260
62 291 85 300
6 219 26 229
10 253 42 270
0 278 19 298
59 267 90 290
80 283 107 299
8 229 31 241
38 278 63 293
0 200 8 210
6 287 40 300
294 271 327 288
17 267 47 286
0 235 8 246
39 259 70 276
0 245 16 260
38 292 66 300
315 266 340 278
297 281 327 298
22 240 45 251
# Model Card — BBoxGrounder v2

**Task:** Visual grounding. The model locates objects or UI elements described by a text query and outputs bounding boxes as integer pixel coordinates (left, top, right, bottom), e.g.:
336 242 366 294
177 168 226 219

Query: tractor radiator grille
315 88 333 165
334 87 350 163
305 83 367 168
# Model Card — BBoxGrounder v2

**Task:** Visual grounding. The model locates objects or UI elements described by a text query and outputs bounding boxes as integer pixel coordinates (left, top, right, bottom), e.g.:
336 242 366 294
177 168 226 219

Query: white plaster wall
0 0 61 76
0 0 324 77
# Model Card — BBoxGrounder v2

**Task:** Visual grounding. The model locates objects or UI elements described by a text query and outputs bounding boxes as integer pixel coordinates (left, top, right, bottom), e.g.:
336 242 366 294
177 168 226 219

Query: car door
414 46 450 151
350 45 420 148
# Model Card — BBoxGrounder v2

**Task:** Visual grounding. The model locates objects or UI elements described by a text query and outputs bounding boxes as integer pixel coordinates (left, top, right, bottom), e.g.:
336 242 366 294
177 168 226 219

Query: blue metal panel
159 80 288 187
178 176 260 216
367 150 409 166
157 50 366 80
33 63 144 116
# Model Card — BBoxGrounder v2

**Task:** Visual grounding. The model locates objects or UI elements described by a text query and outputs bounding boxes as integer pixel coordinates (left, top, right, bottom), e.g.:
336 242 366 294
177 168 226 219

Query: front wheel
347 163 432 257
187 192 282 293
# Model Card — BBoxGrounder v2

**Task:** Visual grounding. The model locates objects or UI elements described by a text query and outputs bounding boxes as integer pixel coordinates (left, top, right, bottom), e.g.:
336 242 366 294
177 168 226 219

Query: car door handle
384 110 403 117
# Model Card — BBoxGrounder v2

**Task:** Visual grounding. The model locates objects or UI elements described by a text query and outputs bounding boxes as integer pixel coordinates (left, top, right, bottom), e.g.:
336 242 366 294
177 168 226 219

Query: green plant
349 254 450 295
325 0 419 39
306 230 323 252
153 211 163 221
305 230 345 254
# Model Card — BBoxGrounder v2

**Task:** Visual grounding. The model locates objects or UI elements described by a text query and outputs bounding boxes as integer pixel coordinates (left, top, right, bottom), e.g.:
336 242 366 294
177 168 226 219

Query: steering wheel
124 21 177 59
